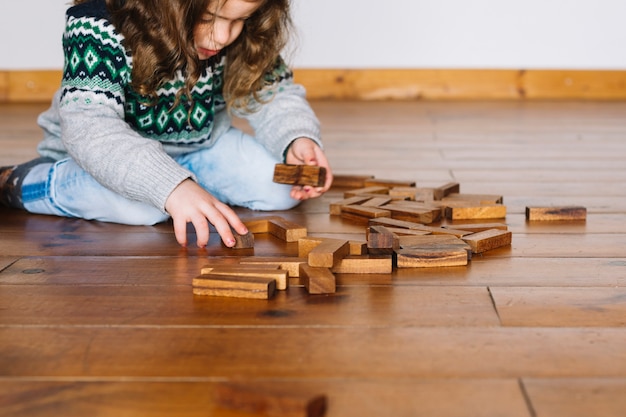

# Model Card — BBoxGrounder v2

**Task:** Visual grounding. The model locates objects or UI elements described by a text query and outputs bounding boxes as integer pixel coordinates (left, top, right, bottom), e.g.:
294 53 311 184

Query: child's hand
285 138 333 201
164 179 248 248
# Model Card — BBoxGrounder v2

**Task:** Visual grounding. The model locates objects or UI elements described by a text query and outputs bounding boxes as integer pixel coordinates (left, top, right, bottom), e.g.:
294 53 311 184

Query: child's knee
246 186 300 211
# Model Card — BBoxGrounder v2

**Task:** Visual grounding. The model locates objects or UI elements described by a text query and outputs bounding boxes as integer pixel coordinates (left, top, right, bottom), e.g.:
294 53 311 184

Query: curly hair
72 0 292 111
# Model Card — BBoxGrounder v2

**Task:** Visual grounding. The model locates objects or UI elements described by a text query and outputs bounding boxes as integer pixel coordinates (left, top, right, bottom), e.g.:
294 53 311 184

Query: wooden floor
1 100 626 416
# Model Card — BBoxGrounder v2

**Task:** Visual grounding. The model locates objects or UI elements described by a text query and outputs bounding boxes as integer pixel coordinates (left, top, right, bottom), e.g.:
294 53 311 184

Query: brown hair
73 0 292 111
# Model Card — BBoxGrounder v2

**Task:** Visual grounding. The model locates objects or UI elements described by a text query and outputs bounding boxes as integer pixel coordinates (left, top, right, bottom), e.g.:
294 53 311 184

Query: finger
208 207 237 247
172 217 189 247
191 216 210 248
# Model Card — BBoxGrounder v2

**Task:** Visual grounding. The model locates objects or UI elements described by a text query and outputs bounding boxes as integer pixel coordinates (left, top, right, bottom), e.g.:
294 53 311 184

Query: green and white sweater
37 0 321 211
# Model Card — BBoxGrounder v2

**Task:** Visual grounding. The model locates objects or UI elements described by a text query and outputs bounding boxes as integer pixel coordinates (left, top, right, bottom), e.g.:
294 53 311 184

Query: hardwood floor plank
524 378 626 417
0 285 499 327
491 287 626 327
0 379 530 417
1 327 624 379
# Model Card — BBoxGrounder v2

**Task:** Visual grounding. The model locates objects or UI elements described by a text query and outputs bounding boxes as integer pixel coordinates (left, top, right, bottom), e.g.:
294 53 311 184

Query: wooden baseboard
2 69 626 103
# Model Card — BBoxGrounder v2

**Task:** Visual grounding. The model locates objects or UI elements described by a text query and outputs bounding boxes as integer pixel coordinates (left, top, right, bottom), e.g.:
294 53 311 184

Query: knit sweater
36 0 321 211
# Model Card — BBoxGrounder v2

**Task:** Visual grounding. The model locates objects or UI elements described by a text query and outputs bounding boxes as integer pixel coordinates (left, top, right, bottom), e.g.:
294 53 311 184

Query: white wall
2 0 626 70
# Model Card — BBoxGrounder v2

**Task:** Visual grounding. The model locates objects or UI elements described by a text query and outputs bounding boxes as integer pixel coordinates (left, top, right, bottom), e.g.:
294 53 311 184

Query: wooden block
384 227 431 236
349 240 368 255
367 225 400 255
199 267 289 291
433 182 460 200
443 193 504 204
462 229 513 254
397 235 472 260
381 201 443 222
343 186 389 198
192 274 276 299
341 204 391 219
273 163 327 187
363 178 416 188
299 264 336 294
331 255 393 274
396 247 469 268
369 217 426 229
401 224 473 238
268 218 308 242
239 257 307 278
329 195 372 215
242 216 284 233
307 238 351 268
330 174 374 189
445 204 507 220
361 196 393 207
526 206 587 221
214 382 327 417
446 223 509 233
298 237 324 258
223 229 254 249
380 203 437 224
200 263 280 275
389 186 435 201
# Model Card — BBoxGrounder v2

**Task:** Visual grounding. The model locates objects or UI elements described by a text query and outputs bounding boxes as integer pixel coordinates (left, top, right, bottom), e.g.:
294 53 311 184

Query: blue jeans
21 127 298 225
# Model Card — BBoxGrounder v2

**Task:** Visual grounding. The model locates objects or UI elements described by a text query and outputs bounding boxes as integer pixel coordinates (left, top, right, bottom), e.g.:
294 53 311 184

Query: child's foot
0 158 55 209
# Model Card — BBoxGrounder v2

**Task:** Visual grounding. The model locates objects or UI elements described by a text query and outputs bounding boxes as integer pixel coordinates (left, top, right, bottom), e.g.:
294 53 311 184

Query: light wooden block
433 182 460 200
331 174 374 189
341 204 391 219
361 196 393 207
241 216 284 233
273 163 327 187
369 217 426 229
199 266 289 291
307 238 351 268
443 193 504 204
193 274 276 299
239 257 307 278
299 264 336 294
379 203 437 224
343 186 390 198
349 240 368 255
397 235 472 260
367 225 400 255
214 382 327 417
396 247 469 268
462 229 513 254
445 204 507 220
329 196 372 215
224 229 254 249
331 255 393 274
267 218 308 242
363 178 416 188
447 223 509 233
200 264 280 275
526 206 587 221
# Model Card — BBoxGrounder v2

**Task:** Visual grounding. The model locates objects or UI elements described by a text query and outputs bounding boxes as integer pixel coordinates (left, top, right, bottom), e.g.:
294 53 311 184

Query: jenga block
273 163 327 187
361 196 393 207
397 224 473 238
364 178 416 188
433 182 460 200
445 204 507 220
299 264 336 294
201 263 280 275
369 217 426 229
446 223 509 233
389 186 435 201
397 235 472 260
239 257 307 278
223 229 254 249
298 237 324 258
396 247 469 268
384 227 431 236
331 174 374 189
443 193 503 204
331 255 393 274
343 186 389 198
193 274 276 299
381 201 443 222
526 206 587 221
329 196 372 215
380 203 437 224
199 267 289 291
367 225 400 255
340 204 391 219
349 240 368 255
268 218 308 242
242 216 284 233
307 238 351 268
462 229 513 254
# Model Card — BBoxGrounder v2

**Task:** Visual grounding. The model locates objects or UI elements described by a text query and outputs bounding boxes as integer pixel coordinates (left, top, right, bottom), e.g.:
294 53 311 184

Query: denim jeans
21 127 298 225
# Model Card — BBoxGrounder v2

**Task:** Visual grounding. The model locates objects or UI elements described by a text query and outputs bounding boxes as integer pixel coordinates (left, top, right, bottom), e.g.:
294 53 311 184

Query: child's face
194 0 263 60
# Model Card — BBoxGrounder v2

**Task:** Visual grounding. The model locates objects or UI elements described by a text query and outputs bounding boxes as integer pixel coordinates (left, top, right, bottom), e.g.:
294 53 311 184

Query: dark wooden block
273 164 327 187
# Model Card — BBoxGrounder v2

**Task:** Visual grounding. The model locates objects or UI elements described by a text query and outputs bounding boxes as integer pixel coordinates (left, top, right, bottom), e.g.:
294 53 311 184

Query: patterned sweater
36 0 321 211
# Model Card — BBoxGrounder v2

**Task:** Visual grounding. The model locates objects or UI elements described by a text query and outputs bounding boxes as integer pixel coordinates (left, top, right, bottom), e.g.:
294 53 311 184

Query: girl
0 0 332 248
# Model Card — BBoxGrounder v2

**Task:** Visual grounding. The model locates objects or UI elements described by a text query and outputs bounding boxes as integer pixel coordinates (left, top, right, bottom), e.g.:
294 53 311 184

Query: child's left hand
285 137 333 201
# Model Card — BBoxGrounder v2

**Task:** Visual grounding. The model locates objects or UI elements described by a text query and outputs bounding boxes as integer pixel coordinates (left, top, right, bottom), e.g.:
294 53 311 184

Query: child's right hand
164 179 248 248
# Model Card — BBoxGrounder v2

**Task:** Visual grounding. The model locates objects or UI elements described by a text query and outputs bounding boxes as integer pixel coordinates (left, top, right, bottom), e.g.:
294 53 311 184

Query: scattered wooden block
367 225 400 255
383 227 431 236
299 264 336 294
433 182 460 200
307 238 351 268
446 223 509 233
240 257 307 278
401 224 474 238
242 216 284 234
443 193 503 204
268 218 308 242
462 229 513 254
200 266 289 291
379 203 437 224
193 274 276 299
526 206 587 221
273 163 327 187
329 196 372 215
214 382 327 417
360 196 393 207
200 263 280 275
298 237 324 258
331 174 374 189
224 229 254 249
444 204 507 220
340 205 391 224
349 240 368 255
369 217 426 230
396 247 469 268
331 255 393 274
343 186 389 198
